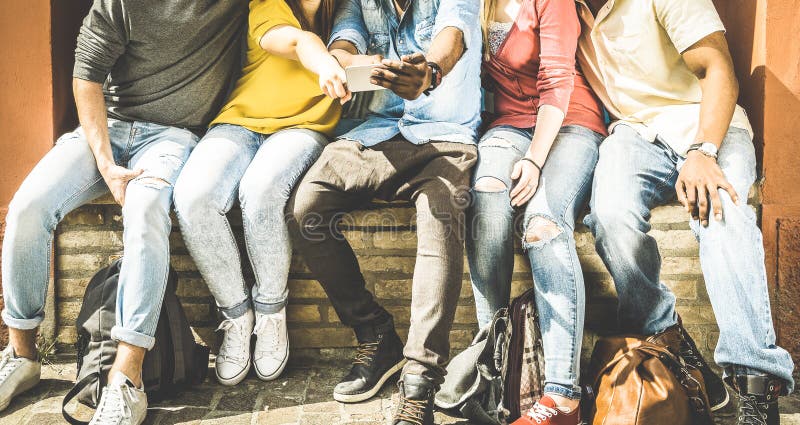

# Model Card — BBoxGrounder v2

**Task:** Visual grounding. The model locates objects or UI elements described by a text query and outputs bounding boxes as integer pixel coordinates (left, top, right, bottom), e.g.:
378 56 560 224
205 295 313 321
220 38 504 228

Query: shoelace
738 394 768 425
526 402 558 424
395 397 427 425
352 342 379 366
92 384 133 424
0 349 20 382
253 314 284 356
217 319 248 364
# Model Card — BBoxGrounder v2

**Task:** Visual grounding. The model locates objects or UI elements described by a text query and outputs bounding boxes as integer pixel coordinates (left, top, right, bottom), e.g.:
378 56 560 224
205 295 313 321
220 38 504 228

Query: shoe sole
0 375 40 412
216 359 251 386
333 359 407 404
254 344 290 382
709 387 730 412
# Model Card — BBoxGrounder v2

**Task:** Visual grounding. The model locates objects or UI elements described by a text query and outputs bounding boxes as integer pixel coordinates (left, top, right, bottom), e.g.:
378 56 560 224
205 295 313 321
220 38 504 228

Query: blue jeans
173 124 327 319
466 125 603 400
585 124 795 391
2 119 198 349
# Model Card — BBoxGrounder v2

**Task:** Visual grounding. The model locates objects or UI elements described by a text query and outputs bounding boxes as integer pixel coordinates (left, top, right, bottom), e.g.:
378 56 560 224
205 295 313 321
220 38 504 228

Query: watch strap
424 62 443 95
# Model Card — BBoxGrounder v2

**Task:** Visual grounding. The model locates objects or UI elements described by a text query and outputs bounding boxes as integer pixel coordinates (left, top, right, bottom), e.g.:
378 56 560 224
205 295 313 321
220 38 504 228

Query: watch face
701 143 718 154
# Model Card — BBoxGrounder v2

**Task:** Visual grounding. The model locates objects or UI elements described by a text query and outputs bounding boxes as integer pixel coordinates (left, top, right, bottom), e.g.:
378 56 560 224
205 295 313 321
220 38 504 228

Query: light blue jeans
2 119 198 349
466 125 603 400
585 124 795 391
173 124 327 319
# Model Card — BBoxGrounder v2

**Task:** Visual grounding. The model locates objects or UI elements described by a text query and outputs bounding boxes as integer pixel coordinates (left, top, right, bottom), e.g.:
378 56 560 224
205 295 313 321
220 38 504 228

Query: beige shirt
575 0 753 154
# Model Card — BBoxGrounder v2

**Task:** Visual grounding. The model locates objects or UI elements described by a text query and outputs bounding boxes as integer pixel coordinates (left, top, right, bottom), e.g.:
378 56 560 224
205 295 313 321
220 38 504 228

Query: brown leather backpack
589 327 714 425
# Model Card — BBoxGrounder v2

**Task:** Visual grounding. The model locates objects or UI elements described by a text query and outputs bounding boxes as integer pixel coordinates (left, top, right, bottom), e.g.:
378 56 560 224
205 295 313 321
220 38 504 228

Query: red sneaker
511 395 582 425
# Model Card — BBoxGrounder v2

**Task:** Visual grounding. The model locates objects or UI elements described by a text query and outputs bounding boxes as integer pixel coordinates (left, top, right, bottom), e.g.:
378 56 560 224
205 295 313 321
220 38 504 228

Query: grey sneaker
0 346 41 411
89 372 147 425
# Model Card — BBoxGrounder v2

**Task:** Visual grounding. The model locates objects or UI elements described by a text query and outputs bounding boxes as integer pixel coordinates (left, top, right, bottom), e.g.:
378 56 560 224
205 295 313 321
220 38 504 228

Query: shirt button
399 39 404 44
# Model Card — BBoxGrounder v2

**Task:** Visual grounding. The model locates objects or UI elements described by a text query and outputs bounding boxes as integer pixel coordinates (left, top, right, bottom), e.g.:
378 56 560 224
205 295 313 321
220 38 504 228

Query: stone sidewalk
2 359 799 425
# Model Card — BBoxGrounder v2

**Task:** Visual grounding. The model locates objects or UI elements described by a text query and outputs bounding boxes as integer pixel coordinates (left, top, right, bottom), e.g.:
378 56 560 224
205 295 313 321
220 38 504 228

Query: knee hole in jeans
473 176 507 192
524 215 563 249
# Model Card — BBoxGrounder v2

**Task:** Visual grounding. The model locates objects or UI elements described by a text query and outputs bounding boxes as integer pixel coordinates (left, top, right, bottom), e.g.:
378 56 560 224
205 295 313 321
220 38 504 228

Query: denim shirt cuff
328 29 369 55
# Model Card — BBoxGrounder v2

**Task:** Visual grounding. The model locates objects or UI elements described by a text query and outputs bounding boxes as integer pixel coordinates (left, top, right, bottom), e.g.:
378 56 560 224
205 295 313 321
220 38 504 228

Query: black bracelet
520 157 543 173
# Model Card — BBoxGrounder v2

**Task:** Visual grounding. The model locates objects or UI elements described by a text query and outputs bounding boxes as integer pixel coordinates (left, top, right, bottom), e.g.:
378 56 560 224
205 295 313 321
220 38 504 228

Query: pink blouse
483 0 606 136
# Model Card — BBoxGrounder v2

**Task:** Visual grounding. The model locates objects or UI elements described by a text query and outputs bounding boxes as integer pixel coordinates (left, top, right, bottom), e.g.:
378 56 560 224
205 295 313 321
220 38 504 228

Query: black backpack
62 259 210 425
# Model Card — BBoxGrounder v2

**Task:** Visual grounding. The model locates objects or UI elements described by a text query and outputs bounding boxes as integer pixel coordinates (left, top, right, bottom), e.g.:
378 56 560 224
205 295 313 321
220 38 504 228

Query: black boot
731 374 782 425
333 320 406 403
393 374 437 425
676 321 730 410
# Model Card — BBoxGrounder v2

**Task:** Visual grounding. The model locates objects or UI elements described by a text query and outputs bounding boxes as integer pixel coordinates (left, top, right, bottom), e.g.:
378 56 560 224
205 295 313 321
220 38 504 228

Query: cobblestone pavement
2 359 799 425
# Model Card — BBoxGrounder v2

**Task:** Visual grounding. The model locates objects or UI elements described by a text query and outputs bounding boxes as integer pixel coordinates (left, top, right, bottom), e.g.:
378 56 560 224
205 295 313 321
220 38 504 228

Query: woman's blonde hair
286 0 337 39
480 0 496 61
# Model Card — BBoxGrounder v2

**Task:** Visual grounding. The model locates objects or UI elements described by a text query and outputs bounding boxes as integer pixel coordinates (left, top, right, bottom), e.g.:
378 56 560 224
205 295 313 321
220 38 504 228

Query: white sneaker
0 346 41 411
252 308 289 381
215 310 254 385
88 371 147 425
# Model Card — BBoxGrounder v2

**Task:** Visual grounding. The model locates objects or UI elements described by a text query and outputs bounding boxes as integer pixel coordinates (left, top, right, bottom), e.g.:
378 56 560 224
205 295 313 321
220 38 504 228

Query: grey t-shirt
73 0 248 130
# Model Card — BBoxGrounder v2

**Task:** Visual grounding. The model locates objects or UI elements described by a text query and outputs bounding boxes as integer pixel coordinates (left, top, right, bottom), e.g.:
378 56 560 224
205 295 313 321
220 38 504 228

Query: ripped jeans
466 125 603 399
2 119 198 349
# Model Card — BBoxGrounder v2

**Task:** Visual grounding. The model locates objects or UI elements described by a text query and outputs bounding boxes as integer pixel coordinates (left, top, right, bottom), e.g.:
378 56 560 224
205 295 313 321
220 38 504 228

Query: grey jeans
287 137 477 384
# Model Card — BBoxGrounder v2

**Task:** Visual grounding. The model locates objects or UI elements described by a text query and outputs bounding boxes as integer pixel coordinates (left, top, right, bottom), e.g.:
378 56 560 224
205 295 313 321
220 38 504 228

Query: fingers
708 184 723 222
685 182 699 220
510 161 522 180
675 180 689 210
331 79 348 99
697 185 710 226
401 53 426 64
372 68 407 84
124 168 144 181
511 183 534 207
321 82 334 99
510 168 531 199
340 90 352 105
380 59 409 74
718 179 741 206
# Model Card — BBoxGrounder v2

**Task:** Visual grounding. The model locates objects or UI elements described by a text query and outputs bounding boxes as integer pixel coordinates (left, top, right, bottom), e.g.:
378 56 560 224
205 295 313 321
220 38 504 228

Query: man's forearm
73 78 114 171
695 67 738 147
683 32 739 148
426 26 464 76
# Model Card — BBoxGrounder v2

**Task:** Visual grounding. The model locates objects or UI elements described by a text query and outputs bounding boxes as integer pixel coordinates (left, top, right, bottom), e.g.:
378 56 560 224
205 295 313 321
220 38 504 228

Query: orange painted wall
761 1 800 360
0 1 56 208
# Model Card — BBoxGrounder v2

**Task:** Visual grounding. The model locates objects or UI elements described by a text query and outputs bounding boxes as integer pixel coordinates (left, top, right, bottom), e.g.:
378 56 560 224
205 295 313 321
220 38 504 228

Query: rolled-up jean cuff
544 383 582 400
218 298 252 320
111 326 156 350
1 310 44 330
254 298 287 315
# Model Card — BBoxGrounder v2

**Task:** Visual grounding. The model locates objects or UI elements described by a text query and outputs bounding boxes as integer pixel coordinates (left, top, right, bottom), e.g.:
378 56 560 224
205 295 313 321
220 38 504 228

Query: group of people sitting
0 0 794 424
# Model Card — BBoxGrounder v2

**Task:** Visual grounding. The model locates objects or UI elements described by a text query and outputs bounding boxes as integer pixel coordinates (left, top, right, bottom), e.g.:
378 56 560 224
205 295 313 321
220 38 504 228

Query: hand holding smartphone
345 64 387 92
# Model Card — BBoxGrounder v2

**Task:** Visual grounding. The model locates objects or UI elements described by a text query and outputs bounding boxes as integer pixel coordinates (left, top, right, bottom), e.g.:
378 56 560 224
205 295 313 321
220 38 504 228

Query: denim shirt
329 0 482 146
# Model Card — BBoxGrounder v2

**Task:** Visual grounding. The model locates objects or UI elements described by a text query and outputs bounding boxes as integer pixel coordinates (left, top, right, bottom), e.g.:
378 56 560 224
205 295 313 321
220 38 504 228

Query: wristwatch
686 142 719 159
424 62 443 96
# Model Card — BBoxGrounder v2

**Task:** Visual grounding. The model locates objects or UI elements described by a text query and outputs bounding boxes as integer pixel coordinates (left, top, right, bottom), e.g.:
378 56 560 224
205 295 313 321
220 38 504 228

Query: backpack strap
62 372 99 425
163 295 187 383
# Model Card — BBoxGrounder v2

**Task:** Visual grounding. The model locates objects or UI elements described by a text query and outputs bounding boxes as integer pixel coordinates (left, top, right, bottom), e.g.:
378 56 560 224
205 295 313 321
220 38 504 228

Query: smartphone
345 64 387 92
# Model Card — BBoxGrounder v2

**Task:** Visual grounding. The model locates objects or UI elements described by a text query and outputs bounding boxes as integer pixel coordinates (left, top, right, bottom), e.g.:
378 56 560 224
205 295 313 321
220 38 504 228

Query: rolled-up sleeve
328 0 369 54
433 0 479 51
73 0 127 83
535 0 578 114
654 0 725 53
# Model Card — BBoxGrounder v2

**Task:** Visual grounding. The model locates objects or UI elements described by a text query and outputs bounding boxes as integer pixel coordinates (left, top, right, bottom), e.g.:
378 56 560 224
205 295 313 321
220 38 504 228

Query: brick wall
53 195 733 367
